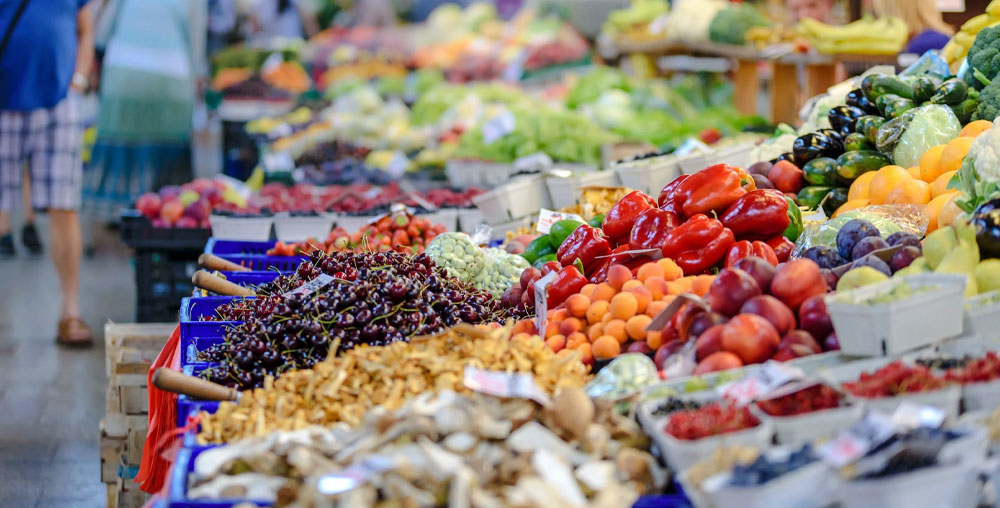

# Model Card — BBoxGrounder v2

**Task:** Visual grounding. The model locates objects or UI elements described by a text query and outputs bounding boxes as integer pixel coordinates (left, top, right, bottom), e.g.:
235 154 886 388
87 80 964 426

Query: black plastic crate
134 250 201 322
120 210 212 251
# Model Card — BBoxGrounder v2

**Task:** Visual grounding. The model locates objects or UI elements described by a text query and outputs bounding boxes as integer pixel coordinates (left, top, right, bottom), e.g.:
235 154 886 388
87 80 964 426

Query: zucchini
855 115 886 144
950 98 978 124
802 157 840 186
911 76 941 104
861 74 914 102
929 78 969 105
796 186 834 210
875 94 915 118
843 132 874 152
821 187 849 217
836 150 891 182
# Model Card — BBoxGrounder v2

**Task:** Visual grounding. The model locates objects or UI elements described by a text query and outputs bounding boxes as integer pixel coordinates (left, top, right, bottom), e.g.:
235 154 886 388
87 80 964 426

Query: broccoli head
964 25 1000 89
708 5 770 46
973 76 1000 122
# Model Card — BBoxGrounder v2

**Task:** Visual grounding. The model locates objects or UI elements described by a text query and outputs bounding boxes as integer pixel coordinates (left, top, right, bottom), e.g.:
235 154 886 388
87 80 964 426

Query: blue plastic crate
179 296 248 339
167 445 271 508
191 271 280 296
177 365 222 427
204 238 306 272
204 238 274 256
180 336 225 367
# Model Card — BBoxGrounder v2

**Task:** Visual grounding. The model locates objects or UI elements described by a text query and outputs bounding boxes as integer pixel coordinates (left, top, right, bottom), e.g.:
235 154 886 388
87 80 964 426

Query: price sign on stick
717 361 805 405
534 271 558 333
536 209 585 233
283 274 335 298
464 366 551 406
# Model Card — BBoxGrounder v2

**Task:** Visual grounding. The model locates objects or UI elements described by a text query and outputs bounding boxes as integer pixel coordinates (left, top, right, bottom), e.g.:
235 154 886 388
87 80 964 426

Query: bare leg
21 175 34 224
49 209 82 319
0 211 9 235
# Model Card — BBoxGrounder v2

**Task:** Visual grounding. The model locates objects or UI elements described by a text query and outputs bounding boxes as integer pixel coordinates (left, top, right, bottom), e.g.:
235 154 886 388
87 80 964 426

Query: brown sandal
56 317 93 347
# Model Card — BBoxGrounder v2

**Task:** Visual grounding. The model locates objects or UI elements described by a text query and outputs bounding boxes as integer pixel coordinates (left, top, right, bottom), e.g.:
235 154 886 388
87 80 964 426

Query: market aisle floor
0 220 135 508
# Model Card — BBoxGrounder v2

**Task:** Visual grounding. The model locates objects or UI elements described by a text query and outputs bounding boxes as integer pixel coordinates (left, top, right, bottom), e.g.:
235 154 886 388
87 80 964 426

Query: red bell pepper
556 224 611 273
629 208 680 251
657 174 689 216
766 235 795 263
602 190 656 242
589 245 654 283
725 240 779 268
660 214 735 275
719 189 791 240
547 266 588 308
587 257 612 284
675 164 748 217
540 261 562 277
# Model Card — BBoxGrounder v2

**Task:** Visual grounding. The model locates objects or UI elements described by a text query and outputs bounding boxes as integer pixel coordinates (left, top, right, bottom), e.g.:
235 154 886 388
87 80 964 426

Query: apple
721 313 780 365
184 200 210 223
179 190 200 207
160 200 184 224
732 256 776 291
202 188 224 206
501 285 523 308
694 351 743 375
798 294 834 342
695 324 725 361
135 193 162 219
688 311 727 340
189 178 214 194
158 185 182 200
708 269 762 317
654 340 686 370
520 268 541 290
770 259 826 311
175 216 198 228
823 332 840 351
780 329 822 355
740 295 795 336
626 341 654 354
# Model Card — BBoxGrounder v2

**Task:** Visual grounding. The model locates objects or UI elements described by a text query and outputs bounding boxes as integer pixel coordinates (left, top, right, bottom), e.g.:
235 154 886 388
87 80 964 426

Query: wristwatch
71 72 89 91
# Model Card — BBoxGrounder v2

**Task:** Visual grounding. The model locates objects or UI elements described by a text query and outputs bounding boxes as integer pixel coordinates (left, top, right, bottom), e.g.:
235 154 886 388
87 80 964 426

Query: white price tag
819 411 896 467
463 366 552 406
482 110 516 144
386 151 409 179
283 273 335 298
263 151 295 173
503 49 527 82
363 187 382 199
270 122 293 139
890 402 945 430
534 271 558 334
718 361 804 405
536 209 585 234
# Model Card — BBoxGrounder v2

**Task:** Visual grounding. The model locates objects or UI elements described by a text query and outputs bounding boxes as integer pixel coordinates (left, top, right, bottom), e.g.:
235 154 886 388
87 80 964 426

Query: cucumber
821 188 849 217
911 76 941 104
802 157 840 186
836 150 891 182
796 186 834 210
950 98 978 124
929 78 969 105
855 115 886 144
843 132 874 152
861 74 914 101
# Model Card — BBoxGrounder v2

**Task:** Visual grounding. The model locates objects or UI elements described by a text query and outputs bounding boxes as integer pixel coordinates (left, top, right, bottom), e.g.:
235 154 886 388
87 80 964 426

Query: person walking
0 0 95 346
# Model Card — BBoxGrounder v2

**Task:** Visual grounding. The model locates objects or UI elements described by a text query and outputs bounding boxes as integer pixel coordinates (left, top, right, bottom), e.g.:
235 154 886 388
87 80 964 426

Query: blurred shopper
786 0 835 23
246 0 319 38
86 0 205 215
0 0 95 345
871 0 953 54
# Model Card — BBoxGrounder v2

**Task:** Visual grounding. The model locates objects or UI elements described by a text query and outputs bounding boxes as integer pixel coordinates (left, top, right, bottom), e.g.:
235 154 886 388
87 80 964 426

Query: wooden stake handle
192 270 255 297
152 367 239 401
198 253 250 272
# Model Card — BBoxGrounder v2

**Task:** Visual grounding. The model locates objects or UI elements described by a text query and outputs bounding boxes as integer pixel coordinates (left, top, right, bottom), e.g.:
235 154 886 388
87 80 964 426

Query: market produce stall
95 2 1000 507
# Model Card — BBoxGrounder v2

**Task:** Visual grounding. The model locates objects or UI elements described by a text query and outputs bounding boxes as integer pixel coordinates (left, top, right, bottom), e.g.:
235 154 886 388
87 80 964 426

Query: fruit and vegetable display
942 0 1000 69
191 388 661 507
196 325 591 442
796 16 908 55
664 402 760 440
133 179 245 228
841 361 948 398
755 383 844 416
197 251 527 390
264 211 447 256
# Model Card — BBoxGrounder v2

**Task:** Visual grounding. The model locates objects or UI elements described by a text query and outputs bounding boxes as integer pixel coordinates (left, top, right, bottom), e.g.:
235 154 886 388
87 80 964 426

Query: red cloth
136 325 181 493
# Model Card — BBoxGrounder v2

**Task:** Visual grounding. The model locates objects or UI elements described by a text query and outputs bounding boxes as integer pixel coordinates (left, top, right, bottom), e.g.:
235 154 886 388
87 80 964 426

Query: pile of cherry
198 250 527 390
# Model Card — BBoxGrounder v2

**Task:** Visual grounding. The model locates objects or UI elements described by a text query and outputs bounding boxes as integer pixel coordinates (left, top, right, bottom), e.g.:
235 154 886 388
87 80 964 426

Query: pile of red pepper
547 164 803 289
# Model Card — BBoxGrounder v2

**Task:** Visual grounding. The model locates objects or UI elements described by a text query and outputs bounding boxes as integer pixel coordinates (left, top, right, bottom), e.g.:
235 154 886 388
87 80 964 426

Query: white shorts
0 96 83 211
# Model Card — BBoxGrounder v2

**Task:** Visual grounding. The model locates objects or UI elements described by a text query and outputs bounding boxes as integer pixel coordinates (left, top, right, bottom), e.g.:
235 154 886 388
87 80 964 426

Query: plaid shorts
0 96 83 211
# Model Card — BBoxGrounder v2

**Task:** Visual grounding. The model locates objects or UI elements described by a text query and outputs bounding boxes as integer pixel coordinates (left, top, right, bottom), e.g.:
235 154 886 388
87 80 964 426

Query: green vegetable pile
425 232 487 280
708 4 770 45
473 248 530 297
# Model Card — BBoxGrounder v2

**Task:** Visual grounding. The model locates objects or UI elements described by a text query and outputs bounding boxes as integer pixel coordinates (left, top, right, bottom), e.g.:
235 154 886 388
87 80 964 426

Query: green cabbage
892 104 961 168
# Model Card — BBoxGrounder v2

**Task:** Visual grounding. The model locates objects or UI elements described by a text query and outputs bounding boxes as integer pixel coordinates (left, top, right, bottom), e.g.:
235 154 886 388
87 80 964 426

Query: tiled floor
0 219 136 508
